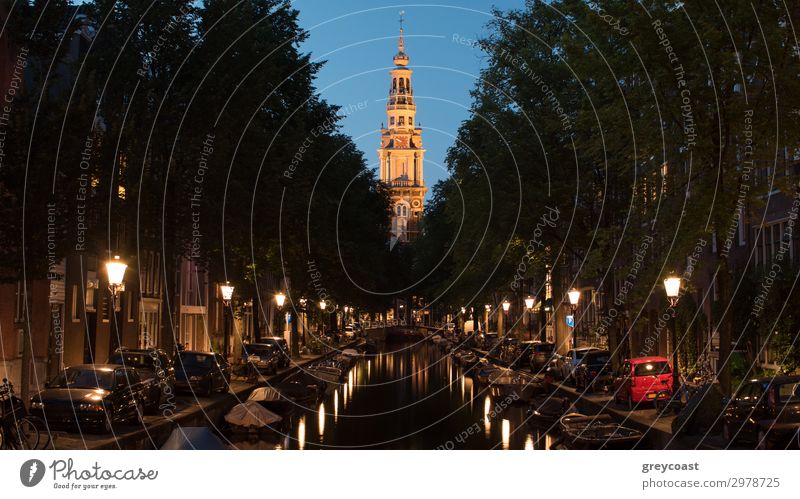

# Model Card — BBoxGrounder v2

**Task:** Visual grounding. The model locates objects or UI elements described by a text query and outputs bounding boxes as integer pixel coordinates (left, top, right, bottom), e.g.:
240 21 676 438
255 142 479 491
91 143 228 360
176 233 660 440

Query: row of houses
0 6 289 395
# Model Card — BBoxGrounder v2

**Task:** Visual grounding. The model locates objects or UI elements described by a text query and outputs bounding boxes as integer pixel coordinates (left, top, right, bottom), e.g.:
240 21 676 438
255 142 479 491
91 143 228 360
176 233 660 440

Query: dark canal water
229 339 555 450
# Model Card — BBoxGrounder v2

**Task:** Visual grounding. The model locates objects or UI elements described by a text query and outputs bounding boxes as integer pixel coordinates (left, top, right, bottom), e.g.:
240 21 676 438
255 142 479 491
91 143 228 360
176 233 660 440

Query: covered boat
488 369 541 401
247 386 295 416
527 394 572 426
342 348 361 357
306 364 344 384
557 413 642 449
224 400 283 429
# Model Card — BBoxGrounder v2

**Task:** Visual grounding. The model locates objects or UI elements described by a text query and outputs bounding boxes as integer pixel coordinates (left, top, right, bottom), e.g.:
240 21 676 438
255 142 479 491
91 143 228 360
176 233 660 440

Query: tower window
398 116 405 126
408 117 413 126
390 117 395 125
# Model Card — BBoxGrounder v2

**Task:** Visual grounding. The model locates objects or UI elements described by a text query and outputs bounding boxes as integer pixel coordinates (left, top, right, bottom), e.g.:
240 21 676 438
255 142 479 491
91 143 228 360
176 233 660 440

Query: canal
230 339 555 450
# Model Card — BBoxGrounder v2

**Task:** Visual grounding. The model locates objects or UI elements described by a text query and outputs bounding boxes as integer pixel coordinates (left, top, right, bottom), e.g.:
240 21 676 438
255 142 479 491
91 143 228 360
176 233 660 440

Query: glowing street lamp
220 282 234 304
525 296 535 341
105 256 127 355
663 273 682 396
567 288 580 350
664 275 681 306
219 282 235 357
105 255 127 292
274 291 286 308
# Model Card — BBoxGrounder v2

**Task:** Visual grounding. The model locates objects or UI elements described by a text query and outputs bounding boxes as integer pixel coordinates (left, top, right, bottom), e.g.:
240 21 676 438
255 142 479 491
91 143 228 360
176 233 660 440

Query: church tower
378 15 426 244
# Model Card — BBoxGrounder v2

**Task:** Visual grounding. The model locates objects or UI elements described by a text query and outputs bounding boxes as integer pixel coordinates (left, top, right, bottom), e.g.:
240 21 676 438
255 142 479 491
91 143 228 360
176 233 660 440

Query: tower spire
398 10 405 53
393 10 409 66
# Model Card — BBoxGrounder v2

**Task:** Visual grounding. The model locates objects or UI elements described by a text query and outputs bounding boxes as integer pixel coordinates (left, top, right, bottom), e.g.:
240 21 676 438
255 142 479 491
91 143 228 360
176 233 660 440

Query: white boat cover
247 386 283 402
224 400 283 428
342 348 360 357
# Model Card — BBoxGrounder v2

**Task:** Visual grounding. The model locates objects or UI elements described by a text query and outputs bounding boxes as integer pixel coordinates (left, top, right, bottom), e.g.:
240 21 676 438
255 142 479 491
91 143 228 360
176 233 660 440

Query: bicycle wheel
12 417 40 450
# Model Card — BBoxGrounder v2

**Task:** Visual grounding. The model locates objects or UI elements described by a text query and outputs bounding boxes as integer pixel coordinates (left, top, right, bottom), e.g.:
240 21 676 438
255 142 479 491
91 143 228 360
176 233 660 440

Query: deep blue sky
293 1 523 194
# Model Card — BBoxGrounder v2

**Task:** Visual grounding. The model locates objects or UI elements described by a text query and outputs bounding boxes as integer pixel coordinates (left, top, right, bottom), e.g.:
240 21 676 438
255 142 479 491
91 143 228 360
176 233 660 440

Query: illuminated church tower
378 15 426 244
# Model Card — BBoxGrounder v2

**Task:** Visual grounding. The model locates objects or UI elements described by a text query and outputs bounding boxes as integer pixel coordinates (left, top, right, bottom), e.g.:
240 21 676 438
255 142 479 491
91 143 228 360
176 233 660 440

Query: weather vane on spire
399 10 405 31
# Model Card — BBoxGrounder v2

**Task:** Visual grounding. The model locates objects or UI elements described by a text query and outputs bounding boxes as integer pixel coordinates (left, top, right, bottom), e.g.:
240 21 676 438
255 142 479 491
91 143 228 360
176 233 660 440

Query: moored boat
557 412 643 449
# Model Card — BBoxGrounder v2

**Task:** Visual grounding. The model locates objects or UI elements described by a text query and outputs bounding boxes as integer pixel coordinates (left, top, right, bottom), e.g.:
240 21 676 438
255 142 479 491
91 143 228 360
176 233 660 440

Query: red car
612 356 674 410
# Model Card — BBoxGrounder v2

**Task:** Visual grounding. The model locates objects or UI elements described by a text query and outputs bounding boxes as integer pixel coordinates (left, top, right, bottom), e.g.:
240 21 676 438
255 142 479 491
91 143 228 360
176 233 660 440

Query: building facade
378 23 426 244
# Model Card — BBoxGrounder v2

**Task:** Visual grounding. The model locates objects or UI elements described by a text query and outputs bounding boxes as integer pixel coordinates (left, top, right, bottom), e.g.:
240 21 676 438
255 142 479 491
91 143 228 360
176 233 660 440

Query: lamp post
484 304 491 333
501 300 510 336
105 256 127 356
524 296 535 341
319 300 327 336
567 288 581 350
274 291 286 337
664 274 682 397
220 282 234 358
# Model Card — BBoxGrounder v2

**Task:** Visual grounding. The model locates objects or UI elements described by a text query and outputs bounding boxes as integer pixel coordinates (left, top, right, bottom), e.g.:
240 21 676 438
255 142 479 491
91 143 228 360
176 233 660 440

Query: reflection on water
229 340 554 449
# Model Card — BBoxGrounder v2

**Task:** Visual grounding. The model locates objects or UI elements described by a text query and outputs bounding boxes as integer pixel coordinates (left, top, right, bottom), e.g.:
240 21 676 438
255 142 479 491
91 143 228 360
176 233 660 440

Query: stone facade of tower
378 25 426 244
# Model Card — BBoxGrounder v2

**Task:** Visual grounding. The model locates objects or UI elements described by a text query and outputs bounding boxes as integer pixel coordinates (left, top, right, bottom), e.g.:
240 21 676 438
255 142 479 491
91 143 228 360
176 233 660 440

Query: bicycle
0 378 42 450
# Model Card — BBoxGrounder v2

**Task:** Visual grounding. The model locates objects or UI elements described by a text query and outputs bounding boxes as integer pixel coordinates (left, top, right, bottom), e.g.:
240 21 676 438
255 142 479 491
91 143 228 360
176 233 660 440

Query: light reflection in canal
230 340 554 449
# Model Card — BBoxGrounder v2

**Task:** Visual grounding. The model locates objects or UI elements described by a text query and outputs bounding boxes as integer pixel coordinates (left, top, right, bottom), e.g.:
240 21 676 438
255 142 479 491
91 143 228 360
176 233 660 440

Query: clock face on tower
395 136 408 149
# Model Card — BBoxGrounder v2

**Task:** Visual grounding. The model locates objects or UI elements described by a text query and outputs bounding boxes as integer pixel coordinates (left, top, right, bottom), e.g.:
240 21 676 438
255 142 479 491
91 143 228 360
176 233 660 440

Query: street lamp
501 300 510 336
274 291 286 338
220 282 234 358
484 304 491 333
567 288 580 350
105 256 127 355
525 296 535 341
663 274 682 397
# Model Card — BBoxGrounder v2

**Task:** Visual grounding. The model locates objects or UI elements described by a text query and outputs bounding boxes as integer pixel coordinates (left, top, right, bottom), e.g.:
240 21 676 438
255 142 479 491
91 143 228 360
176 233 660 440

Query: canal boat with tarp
224 400 284 432
247 386 295 416
556 413 642 449
526 394 572 426
487 369 541 402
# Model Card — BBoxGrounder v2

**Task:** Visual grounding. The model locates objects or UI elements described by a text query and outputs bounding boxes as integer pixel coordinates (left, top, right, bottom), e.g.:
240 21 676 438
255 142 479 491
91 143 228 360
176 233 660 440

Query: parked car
559 347 601 383
30 365 150 433
722 375 800 449
612 357 674 410
258 337 291 368
108 348 175 412
241 343 280 377
478 332 499 351
574 350 613 392
529 342 557 372
174 351 231 396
